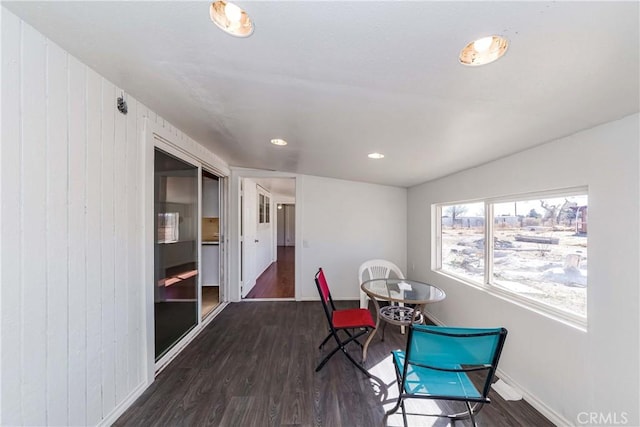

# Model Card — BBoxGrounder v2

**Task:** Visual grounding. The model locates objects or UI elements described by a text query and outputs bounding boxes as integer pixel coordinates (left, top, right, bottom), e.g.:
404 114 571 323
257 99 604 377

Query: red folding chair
315 268 376 377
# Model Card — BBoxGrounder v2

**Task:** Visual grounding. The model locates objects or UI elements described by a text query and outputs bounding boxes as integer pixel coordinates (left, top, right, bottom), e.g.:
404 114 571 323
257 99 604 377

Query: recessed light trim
270 138 288 146
210 1 254 37
368 152 385 159
459 35 508 66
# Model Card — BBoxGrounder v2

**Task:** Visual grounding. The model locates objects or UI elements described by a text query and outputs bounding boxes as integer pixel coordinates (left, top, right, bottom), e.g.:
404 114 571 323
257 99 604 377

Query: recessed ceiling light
459 35 508 66
368 152 385 159
210 1 254 37
270 138 288 146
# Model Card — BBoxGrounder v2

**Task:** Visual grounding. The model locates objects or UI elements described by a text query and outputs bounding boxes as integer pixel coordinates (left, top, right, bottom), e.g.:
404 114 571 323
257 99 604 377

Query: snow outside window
435 189 588 323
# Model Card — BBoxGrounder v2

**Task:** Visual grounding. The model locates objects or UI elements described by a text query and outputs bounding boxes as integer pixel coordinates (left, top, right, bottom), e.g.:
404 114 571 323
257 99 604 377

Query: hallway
245 246 294 299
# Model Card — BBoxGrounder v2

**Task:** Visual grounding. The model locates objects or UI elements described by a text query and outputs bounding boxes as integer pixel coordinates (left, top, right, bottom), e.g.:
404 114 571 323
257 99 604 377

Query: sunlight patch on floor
368 354 456 427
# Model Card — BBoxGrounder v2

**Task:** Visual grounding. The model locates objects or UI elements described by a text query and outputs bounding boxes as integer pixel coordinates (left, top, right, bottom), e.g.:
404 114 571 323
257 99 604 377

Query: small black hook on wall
117 92 128 115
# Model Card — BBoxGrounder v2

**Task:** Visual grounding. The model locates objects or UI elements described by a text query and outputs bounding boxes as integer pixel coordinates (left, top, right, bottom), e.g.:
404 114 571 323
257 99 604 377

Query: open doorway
201 170 222 318
241 177 296 299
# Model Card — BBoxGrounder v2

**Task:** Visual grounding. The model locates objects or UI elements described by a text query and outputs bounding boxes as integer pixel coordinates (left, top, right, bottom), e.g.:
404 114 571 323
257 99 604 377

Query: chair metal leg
446 403 485 420
343 329 364 348
385 395 403 418
386 398 484 426
340 329 368 347
316 328 372 376
318 332 332 349
386 363 405 418
315 345 341 372
316 342 371 377
400 399 408 427
341 346 372 377
466 401 477 427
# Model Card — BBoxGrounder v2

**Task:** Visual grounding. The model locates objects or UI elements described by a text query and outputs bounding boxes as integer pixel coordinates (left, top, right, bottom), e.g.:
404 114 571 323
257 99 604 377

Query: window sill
433 270 587 332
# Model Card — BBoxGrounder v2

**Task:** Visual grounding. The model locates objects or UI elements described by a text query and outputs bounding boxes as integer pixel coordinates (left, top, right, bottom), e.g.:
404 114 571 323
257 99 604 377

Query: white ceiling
4 1 639 187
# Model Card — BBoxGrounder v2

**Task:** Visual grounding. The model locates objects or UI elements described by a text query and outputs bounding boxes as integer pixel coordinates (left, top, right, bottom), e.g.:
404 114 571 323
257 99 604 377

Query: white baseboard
495 368 573 427
422 309 445 326
422 309 572 427
98 380 148 427
298 297 360 302
98 302 230 427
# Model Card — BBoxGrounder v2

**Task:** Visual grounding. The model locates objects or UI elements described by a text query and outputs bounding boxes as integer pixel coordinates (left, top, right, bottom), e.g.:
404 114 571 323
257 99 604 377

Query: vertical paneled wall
0 9 227 426
2 11 139 426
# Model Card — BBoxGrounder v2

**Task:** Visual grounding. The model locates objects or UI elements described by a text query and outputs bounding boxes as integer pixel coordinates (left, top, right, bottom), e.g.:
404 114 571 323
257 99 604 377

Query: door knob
254 239 259 243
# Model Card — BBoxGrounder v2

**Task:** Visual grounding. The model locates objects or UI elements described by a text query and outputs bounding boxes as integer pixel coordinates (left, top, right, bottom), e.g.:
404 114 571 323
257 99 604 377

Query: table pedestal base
361 300 426 363
379 305 424 325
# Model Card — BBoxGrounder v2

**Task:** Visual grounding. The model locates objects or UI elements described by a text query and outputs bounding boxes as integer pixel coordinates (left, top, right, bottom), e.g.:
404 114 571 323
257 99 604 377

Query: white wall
299 175 407 300
229 171 407 302
202 176 220 287
284 204 296 247
277 206 286 246
0 9 228 426
202 177 219 217
201 245 219 286
407 114 640 425
165 176 197 206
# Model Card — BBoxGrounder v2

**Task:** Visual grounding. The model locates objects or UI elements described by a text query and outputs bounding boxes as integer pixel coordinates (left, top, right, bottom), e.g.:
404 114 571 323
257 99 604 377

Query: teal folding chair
386 325 508 427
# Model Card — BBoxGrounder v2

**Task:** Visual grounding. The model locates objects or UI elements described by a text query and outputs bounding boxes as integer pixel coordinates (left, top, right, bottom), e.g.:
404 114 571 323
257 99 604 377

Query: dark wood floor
245 246 294 299
116 301 553 427
201 286 220 319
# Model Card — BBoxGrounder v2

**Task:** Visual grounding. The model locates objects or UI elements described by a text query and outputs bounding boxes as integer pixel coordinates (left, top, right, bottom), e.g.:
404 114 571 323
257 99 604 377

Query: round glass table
360 278 446 362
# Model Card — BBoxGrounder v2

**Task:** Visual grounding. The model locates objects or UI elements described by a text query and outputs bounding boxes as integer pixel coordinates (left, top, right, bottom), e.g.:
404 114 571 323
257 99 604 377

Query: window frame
433 187 588 329
257 192 271 224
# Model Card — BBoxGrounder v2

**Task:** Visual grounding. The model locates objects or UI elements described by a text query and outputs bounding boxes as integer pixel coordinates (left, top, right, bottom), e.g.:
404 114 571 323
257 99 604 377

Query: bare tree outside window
445 205 468 228
493 196 587 317
437 192 588 320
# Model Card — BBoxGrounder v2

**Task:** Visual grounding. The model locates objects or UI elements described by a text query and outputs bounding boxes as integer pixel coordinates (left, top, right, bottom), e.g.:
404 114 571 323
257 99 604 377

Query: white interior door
256 188 273 275
241 179 257 297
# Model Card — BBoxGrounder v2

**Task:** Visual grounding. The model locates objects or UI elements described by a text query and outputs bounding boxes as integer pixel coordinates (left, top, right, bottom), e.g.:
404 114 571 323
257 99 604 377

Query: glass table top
361 278 446 304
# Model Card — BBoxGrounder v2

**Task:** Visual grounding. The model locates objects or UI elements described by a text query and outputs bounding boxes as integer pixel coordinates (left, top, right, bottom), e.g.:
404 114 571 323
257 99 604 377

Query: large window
436 189 588 323
439 202 485 284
